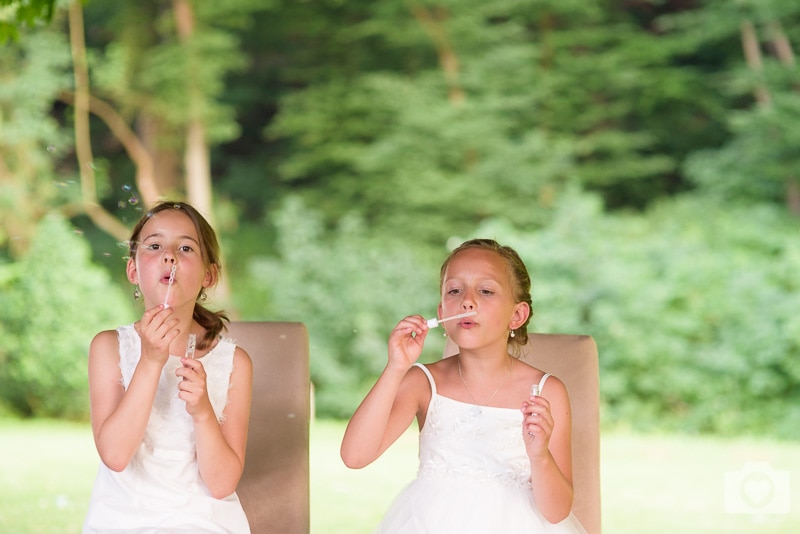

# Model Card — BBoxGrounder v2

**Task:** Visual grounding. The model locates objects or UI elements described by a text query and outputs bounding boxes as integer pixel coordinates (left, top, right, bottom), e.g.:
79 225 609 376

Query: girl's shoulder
502 358 568 403
516 357 549 381
90 328 123 352
231 345 253 375
415 356 458 380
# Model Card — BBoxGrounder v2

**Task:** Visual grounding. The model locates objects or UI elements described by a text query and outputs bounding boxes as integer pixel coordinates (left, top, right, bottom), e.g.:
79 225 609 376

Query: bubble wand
426 311 477 328
163 265 177 308
184 333 196 359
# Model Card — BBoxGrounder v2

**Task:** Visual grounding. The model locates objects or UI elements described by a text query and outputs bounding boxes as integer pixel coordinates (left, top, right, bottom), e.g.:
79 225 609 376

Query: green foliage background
1 0 799 438
0 214 133 418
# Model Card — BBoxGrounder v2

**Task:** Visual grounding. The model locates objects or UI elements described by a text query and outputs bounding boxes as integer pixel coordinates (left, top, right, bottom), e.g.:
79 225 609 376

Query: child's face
439 248 528 347
126 209 214 308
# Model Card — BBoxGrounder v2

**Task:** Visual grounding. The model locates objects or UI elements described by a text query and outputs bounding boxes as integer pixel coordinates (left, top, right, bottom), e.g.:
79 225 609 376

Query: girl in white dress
341 239 586 533
83 201 253 533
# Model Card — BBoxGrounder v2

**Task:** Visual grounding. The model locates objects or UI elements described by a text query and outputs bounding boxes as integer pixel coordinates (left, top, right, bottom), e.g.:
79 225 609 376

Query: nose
461 291 475 310
162 253 176 264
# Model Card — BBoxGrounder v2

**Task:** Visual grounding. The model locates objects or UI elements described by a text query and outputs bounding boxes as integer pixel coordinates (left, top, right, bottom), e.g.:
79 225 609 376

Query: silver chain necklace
457 356 514 416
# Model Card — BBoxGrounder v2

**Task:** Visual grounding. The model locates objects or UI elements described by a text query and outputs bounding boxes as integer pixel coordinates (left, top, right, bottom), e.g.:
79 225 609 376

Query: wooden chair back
229 321 311 534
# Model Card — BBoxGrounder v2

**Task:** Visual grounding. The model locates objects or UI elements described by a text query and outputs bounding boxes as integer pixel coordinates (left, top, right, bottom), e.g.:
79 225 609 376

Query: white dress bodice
372 362 586 534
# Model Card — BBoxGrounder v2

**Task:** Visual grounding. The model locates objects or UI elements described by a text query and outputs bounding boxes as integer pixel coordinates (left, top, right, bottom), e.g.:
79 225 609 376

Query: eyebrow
141 232 201 245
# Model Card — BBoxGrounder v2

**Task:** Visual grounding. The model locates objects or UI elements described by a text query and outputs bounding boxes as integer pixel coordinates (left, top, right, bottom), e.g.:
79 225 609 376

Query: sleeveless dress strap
413 362 437 396
537 372 552 394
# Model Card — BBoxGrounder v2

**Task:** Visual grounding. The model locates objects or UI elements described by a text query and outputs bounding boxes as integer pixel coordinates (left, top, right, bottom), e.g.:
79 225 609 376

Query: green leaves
0 0 55 44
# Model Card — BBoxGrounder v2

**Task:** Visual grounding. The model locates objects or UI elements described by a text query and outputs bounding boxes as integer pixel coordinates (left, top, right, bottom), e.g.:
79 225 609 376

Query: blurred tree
68 0 268 222
0 28 74 258
243 196 441 418
0 212 134 419
260 0 729 250
665 0 800 214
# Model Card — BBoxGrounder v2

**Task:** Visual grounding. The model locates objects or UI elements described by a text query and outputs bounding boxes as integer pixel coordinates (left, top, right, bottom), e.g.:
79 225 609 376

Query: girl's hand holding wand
387 315 429 370
134 304 180 366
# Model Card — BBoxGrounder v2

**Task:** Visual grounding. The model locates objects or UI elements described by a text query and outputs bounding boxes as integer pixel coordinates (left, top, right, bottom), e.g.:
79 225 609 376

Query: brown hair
439 238 532 350
128 200 228 349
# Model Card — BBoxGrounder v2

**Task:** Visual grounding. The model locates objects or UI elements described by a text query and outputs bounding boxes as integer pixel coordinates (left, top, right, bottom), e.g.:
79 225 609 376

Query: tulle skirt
373 476 587 534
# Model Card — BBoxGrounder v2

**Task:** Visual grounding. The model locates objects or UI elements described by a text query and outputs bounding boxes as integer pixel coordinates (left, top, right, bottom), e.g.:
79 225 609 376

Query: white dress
83 324 250 534
374 363 587 534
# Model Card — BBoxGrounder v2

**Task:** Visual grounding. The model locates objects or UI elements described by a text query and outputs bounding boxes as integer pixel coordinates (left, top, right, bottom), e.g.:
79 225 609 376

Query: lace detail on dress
115 324 237 453
413 362 533 491
417 396 533 490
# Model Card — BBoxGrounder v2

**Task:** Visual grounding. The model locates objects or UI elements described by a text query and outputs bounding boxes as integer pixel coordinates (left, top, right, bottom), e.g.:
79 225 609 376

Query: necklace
457 356 514 416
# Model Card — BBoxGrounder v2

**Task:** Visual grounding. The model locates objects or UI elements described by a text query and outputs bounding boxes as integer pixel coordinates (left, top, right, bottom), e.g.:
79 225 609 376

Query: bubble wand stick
426 311 477 328
163 265 177 308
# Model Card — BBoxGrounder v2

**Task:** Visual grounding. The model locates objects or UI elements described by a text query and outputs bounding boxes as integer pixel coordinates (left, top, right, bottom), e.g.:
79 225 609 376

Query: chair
444 334 601 534
228 321 311 534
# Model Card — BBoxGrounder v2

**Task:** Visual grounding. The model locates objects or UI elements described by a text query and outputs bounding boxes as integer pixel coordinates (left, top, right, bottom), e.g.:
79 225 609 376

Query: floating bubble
128 194 139 205
73 228 84 236
122 184 132 192
47 145 56 152
118 201 126 208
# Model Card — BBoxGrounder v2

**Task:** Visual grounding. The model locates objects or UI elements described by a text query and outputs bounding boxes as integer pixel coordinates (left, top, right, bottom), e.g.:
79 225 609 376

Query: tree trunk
172 0 231 307
410 5 465 106
173 0 213 222
766 22 799 215
68 0 130 241
740 20 771 106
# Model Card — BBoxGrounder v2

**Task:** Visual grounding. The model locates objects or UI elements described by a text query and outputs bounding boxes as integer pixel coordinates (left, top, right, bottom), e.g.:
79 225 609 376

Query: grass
1 418 798 533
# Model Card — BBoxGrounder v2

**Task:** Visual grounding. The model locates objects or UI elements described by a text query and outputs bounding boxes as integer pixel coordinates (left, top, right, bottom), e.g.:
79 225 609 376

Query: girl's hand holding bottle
177 357 213 420
521 392 555 457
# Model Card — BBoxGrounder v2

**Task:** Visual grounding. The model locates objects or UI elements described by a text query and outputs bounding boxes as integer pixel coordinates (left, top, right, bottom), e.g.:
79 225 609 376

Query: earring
510 329 515 338
133 287 140 300
198 288 208 302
